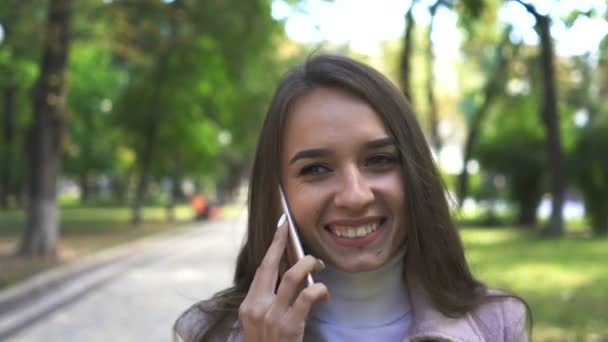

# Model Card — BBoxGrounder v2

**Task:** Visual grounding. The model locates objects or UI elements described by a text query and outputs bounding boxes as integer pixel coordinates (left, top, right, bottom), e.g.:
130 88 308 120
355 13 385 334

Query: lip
324 216 387 247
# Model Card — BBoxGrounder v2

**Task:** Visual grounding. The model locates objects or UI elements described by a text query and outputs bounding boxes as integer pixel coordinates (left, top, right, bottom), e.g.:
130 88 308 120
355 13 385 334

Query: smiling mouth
325 219 386 239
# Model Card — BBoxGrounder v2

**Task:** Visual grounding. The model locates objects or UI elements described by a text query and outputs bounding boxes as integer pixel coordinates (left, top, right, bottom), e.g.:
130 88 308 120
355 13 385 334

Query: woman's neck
309 251 410 328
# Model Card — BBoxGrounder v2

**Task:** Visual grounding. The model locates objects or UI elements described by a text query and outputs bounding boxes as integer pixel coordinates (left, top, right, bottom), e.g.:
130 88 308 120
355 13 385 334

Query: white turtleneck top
304 251 412 341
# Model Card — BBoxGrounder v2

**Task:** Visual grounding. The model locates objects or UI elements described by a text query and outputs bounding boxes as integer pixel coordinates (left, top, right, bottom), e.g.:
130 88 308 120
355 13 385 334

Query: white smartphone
278 185 315 287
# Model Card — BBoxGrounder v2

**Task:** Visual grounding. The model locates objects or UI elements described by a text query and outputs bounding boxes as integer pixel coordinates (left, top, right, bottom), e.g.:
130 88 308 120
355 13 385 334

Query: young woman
175 54 530 342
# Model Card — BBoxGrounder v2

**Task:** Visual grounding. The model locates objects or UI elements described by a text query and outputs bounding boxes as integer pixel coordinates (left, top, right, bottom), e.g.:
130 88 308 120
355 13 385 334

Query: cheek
374 172 407 239
288 183 328 233
373 171 405 206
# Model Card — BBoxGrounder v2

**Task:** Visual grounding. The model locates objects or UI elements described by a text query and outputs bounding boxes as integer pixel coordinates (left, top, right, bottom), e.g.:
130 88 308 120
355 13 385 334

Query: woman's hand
238 216 329 342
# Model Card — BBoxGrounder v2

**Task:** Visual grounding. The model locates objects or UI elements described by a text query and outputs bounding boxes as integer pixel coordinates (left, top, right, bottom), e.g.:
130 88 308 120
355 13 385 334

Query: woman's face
280 87 406 272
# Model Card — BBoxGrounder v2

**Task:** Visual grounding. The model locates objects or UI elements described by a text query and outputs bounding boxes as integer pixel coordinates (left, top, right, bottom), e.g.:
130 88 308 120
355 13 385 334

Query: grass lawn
0 204 203 289
461 227 608 341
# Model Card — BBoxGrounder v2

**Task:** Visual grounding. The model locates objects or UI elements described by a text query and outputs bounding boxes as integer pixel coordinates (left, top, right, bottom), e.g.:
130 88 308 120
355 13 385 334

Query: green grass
0 205 195 236
461 227 608 341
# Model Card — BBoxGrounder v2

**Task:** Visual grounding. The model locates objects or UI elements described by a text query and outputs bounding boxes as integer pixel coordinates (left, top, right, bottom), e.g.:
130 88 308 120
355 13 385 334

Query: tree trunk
171 167 184 202
457 31 516 206
79 172 89 204
166 172 180 222
132 163 150 225
131 2 179 225
132 65 167 225
536 15 564 235
514 179 542 227
514 0 564 237
18 0 72 258
400 2 415 104
16 181 26 209
1 85 16 209
517 202 538 226
426 4 441 152
110 174 127 203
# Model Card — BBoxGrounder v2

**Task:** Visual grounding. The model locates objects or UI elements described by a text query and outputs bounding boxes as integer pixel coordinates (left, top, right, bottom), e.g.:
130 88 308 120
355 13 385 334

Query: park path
7 216 246 342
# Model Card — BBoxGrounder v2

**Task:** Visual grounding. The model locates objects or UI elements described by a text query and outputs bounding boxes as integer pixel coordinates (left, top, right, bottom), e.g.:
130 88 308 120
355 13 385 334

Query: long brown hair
180 54 528 340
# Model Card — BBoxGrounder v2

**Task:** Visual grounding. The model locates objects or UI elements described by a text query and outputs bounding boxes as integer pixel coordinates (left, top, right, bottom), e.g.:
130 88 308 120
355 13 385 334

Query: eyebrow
364 137 395 149
288 137 395 165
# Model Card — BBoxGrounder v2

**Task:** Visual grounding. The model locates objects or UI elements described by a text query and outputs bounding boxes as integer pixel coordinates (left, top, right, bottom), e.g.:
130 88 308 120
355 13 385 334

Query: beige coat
175 281 528 342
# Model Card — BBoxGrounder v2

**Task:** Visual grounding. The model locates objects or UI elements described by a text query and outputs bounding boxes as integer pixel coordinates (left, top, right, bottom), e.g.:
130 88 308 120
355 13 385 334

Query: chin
333 256 388 273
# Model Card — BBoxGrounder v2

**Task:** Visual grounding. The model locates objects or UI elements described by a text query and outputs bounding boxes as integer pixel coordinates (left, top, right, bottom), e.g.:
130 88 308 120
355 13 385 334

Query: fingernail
277 213 286 229
317 259 325 269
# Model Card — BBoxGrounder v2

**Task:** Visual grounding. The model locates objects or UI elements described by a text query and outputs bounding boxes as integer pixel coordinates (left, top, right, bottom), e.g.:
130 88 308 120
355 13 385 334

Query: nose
333 166 374 211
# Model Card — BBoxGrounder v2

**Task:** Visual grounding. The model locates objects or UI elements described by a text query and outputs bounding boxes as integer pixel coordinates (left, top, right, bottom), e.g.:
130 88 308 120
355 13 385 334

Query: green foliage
0 0 46 204
64 42 125 179
474 91 546 224
458 0 486 19
1 0 287 212
454 0 500 38
563 9 595 28
107 0 283 191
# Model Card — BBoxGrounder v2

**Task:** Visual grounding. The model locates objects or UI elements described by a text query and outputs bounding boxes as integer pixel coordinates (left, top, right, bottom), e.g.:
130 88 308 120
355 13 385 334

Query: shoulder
174 302 209 342
470 290 529 342
174 300 241 342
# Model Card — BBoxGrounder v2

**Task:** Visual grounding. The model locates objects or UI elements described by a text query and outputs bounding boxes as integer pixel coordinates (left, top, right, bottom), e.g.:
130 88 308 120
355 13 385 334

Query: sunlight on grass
221 204 246 219
461 228 608 340
502 263 593 291
461 228 519 245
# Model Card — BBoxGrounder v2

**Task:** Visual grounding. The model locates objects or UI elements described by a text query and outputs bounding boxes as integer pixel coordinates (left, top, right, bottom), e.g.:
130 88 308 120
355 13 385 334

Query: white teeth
331 222 380 239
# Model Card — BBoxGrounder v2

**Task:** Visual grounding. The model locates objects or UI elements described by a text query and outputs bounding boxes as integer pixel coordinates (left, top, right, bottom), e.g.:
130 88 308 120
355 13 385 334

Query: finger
286 283 330 326
249 214 289 295
239 216 290 334
285 233 297 268
269 256 325 316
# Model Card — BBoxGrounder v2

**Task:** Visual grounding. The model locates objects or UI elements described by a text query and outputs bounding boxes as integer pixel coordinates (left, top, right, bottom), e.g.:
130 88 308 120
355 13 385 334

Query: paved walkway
7 216 246 342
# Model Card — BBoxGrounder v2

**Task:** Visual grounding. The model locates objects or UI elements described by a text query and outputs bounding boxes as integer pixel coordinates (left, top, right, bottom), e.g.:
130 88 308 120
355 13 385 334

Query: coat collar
404 273 484 342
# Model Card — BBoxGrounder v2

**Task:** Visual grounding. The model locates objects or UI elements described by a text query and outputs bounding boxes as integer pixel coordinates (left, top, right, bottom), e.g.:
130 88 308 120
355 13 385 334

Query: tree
457 28 518 206
399 0 486 151
63 42 124 204
18 0 72 258
568 25 608 236
572 115 608 235
425 1 442 152
58 1 128 205
513 0 565 235
108 0 281 224
0 74 17 208
475 91 547 226
0 0 45 209
400 1 416 103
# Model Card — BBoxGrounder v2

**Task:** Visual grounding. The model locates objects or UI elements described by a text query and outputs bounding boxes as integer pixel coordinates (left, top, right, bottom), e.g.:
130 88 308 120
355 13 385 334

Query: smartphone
278 185 314 287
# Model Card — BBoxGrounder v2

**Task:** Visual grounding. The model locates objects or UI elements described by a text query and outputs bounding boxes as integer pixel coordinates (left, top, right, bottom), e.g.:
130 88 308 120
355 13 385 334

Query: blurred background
0 0 607 340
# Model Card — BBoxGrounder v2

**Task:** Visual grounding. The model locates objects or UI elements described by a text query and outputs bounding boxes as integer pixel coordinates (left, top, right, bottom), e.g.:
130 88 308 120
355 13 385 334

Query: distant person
175 54 530 341
191 194 209 220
